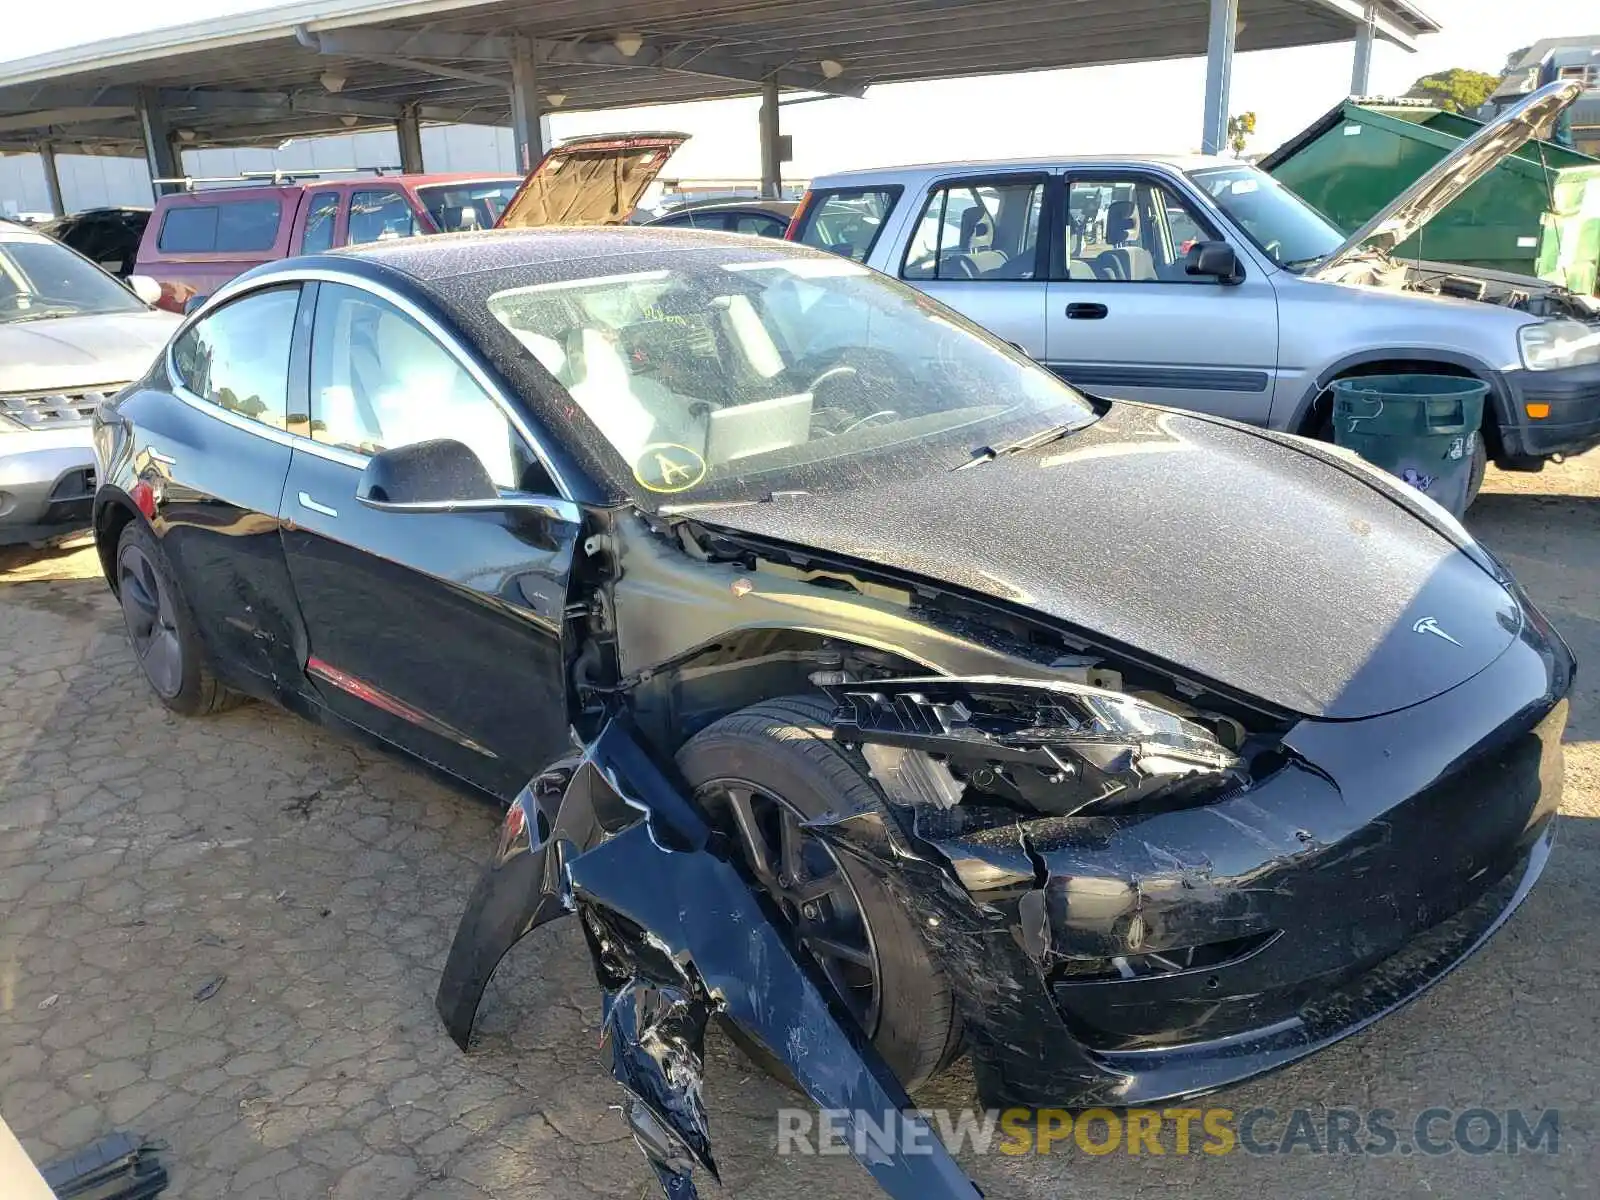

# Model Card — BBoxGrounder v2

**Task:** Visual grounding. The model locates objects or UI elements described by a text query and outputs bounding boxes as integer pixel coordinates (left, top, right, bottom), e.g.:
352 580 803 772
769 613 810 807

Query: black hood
690 404 1521 720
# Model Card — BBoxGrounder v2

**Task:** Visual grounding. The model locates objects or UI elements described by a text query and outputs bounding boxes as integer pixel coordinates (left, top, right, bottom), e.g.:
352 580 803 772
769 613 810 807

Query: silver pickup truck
789 80 1600 486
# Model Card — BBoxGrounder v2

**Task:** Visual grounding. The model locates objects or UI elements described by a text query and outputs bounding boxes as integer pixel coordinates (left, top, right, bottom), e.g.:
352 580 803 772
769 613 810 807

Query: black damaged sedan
92 228 1571 1199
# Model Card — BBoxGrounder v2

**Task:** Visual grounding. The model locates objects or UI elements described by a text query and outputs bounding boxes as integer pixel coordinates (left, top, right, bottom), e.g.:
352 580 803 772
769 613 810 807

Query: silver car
791 81 1599 490
1 221 178 546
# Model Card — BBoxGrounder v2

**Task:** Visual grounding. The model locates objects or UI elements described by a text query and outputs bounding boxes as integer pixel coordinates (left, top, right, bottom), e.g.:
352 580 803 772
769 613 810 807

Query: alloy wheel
696 778 882 1031
118 543 184 699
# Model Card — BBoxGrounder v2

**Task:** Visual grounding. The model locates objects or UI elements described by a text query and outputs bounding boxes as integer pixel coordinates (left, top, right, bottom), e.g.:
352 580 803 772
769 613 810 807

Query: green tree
1405 67 1500 114
1227 111 1257 158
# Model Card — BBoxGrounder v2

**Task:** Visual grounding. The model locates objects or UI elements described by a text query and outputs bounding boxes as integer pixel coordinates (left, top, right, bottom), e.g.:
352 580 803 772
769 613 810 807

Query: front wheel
675 696 961 1090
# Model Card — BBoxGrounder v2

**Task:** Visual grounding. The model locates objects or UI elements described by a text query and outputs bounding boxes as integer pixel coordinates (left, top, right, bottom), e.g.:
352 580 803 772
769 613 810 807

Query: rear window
792 187 902 263
157 199 282 254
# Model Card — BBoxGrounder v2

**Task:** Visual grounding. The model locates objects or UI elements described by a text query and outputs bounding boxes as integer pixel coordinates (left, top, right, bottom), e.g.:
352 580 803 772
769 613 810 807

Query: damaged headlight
1519 319 1600 371
827 676 1246 818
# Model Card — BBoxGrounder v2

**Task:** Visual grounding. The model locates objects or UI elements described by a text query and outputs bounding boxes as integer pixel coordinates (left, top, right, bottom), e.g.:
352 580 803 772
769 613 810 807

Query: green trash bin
1331 375 1487 516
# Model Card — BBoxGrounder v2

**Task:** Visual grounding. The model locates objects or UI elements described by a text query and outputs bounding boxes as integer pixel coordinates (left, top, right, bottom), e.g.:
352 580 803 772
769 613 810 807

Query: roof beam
0 106 135 133
296 23 865 99
1298 0 1419 50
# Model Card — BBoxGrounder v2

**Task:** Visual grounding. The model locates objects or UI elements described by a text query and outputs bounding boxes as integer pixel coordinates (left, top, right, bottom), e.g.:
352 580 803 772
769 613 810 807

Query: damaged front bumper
436 592 1570 1197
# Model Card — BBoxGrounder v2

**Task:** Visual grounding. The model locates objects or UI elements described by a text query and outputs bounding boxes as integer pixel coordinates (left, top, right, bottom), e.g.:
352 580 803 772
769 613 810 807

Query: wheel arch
1289 349 1513 460
624 626 931 759
92 487 151 593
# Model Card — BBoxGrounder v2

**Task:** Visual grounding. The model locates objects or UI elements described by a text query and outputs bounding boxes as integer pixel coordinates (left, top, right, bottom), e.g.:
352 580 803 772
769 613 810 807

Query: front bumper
1499 361 1600 459
0 431 96 545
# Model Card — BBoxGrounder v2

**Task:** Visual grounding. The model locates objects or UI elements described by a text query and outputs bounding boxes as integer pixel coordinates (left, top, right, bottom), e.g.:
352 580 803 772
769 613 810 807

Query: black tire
676 695 961 1091
115 521 241 717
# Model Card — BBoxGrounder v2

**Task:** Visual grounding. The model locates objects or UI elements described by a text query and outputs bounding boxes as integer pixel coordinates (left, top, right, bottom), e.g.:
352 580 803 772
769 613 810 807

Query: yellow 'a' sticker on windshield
633 443 707 493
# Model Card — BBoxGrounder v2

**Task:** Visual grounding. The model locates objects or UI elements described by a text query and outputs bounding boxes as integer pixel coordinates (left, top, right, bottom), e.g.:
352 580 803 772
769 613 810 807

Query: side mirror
128 274 163 306
356 439 499 511
1184 241 1245 285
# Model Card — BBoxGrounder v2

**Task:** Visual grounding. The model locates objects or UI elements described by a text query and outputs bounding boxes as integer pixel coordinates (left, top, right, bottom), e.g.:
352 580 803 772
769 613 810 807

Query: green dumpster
1261 98 1600 294
1331 376 1488 516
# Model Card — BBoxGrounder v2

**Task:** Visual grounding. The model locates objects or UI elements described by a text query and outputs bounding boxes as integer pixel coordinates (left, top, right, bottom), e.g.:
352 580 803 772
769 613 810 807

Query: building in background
1485 36 1600 156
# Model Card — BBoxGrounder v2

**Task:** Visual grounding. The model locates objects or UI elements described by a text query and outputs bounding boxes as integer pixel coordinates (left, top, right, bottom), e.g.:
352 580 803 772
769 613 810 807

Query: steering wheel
1262 240 1284 263
939 251 981 280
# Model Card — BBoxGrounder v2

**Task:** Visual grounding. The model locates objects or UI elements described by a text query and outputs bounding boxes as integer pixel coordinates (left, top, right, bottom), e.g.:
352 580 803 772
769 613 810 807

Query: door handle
1065 302 1108 320
297 491 338 518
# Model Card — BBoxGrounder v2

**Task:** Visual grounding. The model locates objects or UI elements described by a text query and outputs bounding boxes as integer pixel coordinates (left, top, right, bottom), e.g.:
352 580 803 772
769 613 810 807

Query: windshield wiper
8 309 85 323
956 420 1082 469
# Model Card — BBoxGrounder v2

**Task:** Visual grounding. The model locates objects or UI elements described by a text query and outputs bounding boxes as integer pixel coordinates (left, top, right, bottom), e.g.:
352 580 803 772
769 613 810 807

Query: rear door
277 280 579 798
148 283 307 688
895 172 1051 359
1044 170 1280 423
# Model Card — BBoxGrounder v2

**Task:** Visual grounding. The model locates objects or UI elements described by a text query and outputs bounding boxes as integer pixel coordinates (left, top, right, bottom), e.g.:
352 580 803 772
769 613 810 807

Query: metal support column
37 143 64 217
759 76 781 199
1200 0 1238 156
396 104 425 174
508 36 545 173
1350 1 1377 96
137 88 181 196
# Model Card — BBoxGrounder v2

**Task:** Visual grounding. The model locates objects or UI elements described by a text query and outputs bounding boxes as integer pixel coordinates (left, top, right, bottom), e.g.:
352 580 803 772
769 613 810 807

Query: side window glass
158 201 282 253
734 213 786 238
1065 178 1219 283
793 188 900 262
347 191 417 246
308 283 536 491
901 179 1044 282
300 191 340 253
170 286 300 430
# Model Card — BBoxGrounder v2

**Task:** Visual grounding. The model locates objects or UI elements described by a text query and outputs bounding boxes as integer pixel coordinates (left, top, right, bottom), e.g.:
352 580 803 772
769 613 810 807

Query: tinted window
1064 177 1219 283
733 213 788 238
171 286 299 429
300 191 340 253
157 200 281 253
793 188 901 262
902 179 1044 281
347 191 417 245
308 283 536 490
0 234 145 323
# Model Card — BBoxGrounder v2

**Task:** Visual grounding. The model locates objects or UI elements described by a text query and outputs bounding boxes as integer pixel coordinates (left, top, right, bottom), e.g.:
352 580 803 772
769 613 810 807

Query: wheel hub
696 778 882 1032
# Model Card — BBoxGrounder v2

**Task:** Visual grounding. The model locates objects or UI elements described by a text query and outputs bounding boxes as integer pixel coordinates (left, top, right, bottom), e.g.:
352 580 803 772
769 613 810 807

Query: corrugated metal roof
0 0 1439 155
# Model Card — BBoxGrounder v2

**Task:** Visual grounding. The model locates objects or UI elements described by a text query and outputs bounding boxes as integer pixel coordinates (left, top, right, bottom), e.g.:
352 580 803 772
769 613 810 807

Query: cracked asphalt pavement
2 461 1598 1200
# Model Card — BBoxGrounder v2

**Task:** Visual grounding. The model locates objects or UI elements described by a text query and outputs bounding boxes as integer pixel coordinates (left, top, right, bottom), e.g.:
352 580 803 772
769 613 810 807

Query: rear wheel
676 696 961 1090
115 521 241 716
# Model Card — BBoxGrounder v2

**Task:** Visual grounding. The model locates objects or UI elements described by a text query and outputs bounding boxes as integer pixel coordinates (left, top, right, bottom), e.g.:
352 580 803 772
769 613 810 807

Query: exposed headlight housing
1519 320 1600 371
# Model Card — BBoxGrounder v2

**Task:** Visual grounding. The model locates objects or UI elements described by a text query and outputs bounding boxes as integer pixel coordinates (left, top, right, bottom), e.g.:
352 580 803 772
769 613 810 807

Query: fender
434 718 981 1199
1283 346 1514 439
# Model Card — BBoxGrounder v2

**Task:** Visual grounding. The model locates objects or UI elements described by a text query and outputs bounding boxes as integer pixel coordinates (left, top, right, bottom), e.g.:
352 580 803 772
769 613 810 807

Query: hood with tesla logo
691 404 1520 720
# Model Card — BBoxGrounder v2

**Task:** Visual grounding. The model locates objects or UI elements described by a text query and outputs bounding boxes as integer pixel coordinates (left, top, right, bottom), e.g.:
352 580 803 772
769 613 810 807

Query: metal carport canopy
0 0 1438 175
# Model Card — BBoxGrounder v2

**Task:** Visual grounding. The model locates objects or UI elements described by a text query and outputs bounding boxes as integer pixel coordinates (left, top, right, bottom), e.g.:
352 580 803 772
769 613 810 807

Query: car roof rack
150 166 400 191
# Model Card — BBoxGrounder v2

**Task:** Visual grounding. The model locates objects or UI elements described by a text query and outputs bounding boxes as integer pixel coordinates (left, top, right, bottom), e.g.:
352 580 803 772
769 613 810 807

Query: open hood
1309 79 1583 280
495 132 688 229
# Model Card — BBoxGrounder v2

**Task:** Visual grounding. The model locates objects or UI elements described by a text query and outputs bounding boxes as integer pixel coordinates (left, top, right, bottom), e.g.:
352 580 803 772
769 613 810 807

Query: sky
0 0 1592 180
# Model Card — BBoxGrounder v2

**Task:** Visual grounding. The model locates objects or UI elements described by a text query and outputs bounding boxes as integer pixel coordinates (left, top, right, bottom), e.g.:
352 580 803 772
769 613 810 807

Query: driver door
278 280 580 799
897 172 1051 359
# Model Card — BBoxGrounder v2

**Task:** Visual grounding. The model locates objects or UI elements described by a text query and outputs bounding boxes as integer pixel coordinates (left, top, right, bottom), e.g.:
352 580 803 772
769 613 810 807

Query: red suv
132 173 525 312
132 134 692 313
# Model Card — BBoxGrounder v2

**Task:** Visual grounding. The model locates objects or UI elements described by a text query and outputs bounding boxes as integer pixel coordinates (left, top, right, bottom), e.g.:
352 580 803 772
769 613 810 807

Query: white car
1 221 178 546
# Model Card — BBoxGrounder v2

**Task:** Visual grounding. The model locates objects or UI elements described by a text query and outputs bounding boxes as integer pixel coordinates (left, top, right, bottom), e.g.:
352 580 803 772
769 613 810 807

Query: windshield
416 180 525 232
1187 165 1346 270
0 233 145 323
485 254 1095 506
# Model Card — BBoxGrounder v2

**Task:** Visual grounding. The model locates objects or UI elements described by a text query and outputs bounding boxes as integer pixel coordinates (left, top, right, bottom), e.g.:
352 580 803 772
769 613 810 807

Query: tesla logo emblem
1413 617 1461 646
